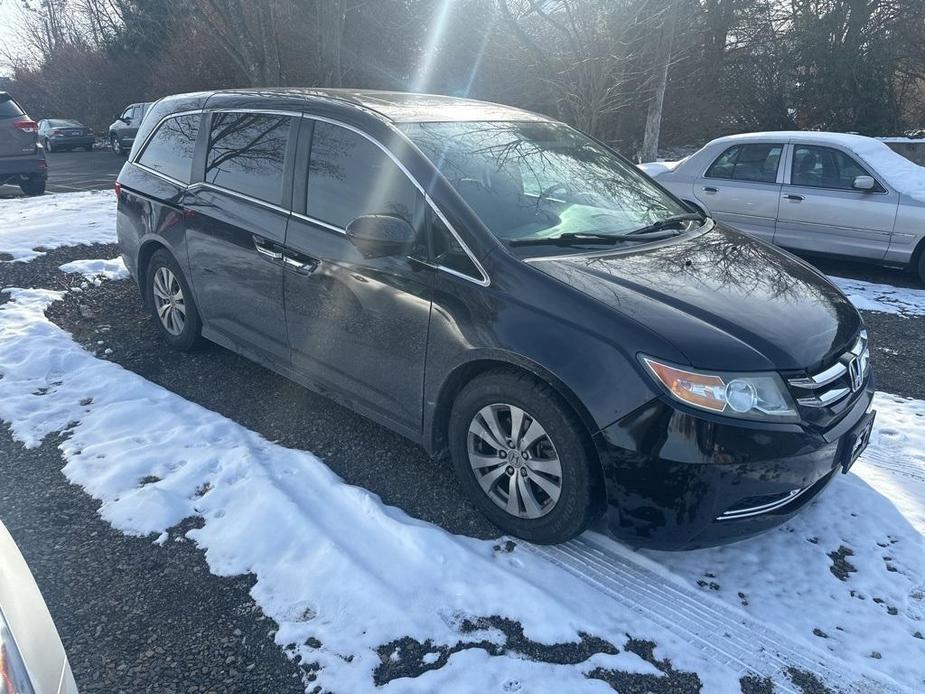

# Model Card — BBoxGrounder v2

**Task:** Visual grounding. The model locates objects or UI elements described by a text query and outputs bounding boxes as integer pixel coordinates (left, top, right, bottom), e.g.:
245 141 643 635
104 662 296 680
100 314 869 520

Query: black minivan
116 89 875 549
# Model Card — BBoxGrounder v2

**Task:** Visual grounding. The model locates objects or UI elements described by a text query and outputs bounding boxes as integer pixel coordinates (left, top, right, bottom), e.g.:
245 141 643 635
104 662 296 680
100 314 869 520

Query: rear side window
137 114 201 184
791 145 877 190
0 95 24 119
706 144 783 183
205 113 292 204
306 121 420 228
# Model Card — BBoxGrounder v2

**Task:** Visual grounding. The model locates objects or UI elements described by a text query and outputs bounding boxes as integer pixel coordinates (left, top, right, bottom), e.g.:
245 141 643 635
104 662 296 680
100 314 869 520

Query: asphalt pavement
0 148 124 199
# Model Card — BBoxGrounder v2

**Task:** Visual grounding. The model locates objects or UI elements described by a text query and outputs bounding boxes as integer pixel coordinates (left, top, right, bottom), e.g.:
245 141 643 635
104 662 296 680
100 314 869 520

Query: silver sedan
642 131 925 283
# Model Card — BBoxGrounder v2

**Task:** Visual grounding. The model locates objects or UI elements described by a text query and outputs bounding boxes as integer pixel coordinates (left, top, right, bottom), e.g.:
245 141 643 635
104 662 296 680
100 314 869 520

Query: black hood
528 225 862 371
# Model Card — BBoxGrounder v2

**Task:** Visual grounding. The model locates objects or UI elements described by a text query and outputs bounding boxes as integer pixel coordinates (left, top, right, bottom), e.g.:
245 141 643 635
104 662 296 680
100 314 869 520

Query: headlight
641 356 798 422
0 607 35 694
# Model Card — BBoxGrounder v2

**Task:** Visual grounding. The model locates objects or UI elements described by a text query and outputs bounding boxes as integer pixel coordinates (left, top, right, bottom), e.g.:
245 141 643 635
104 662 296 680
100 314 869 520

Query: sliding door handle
703 186 718 193
784 194 805 201
253 235 283 260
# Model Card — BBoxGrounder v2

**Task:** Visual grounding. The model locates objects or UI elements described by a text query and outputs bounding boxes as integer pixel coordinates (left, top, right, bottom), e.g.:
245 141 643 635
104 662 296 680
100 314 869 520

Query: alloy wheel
152 266 186 336
467 403 563 519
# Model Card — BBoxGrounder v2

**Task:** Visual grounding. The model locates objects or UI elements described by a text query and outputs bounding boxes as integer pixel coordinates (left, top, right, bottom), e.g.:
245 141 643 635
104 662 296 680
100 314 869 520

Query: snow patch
830 276 925 317
59 257 128 282
0 190 116 262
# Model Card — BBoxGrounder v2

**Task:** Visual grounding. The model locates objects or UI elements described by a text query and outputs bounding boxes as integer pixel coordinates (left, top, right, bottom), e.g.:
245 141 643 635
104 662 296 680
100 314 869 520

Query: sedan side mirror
853 175 876 191
345 214 416 258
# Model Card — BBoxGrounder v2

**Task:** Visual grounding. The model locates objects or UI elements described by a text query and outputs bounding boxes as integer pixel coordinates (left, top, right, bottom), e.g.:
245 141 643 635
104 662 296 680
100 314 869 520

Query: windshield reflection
400 120 687 245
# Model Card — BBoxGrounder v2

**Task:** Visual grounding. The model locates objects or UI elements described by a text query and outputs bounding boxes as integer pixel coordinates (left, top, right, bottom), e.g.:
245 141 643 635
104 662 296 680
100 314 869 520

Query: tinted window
137 114 201 184
205 113 292 204
0 95 24 119
432 217 481 279
706 144 782 183
791 145 875 190
306 121 420 228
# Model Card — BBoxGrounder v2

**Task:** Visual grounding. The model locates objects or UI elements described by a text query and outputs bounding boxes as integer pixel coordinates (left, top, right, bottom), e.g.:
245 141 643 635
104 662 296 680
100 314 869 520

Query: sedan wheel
152 266 186 336
468 403 562 519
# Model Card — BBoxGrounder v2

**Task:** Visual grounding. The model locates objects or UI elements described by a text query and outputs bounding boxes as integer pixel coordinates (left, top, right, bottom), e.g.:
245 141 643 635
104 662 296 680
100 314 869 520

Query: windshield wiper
509 232 625 247
623 213 706 237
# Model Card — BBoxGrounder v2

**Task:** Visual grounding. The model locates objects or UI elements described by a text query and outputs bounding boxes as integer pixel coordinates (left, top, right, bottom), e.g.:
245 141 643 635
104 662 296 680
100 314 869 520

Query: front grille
787 331 870 410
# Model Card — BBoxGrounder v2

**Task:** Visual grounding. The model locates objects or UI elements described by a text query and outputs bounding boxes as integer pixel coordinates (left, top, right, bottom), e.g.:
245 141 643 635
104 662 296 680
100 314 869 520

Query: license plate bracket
839 410 876 474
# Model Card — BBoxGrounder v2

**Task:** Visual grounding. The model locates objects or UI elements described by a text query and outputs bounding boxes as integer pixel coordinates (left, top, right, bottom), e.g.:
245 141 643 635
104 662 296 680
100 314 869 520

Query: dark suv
0 91 47 196
116 89 875 548
108 102 152 155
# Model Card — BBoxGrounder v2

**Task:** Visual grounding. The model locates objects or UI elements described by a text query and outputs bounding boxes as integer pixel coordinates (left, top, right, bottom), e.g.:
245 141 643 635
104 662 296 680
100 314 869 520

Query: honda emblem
847 357 863 392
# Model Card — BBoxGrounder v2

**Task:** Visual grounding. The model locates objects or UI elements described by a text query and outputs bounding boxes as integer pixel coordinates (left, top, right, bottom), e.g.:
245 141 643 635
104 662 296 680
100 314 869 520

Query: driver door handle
703 186 718 193
283 253 319 275
784 194 805 201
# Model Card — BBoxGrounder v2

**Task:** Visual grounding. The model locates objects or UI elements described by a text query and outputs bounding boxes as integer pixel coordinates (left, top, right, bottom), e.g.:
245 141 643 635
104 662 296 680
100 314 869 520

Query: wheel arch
911 235 925 279
136 238 175 305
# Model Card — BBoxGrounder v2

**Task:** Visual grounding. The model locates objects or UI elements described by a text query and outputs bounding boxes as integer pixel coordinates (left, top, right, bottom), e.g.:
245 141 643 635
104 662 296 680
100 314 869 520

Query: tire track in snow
860 447 925 484
527 535 908 694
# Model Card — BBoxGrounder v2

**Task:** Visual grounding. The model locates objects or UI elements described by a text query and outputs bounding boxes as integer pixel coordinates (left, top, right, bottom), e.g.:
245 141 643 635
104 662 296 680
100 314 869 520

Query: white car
0 521 78 694
641 131 925 282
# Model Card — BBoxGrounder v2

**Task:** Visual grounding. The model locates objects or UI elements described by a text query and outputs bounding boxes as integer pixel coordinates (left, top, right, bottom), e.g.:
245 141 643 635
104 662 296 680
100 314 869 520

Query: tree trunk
641 0 679 163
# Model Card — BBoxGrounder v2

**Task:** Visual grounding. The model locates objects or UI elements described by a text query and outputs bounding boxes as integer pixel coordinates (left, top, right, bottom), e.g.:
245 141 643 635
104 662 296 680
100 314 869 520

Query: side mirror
345 214 416 258
853 175 876 191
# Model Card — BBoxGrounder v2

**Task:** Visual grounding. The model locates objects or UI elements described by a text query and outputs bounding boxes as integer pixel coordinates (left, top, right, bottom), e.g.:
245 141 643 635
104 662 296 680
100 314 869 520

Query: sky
0 0 24 76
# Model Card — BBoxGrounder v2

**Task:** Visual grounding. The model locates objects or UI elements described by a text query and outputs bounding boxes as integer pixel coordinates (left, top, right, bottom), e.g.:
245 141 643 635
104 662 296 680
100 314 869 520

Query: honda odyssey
115 89 875 548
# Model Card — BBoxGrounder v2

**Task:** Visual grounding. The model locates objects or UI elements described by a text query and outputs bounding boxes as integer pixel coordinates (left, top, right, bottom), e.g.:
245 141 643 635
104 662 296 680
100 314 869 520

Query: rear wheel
448 369 598 544
145 249 203 351
19 177 45 196
917 250 925 285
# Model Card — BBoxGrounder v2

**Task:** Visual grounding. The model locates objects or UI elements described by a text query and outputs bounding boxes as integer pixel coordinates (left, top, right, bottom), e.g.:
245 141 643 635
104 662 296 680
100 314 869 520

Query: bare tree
640 0 680 162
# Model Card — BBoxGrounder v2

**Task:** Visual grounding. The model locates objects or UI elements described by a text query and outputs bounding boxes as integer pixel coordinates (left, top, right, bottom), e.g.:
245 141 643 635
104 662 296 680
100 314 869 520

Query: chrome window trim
132 162 187 188
304 113 490 287
130 109 203 165
290 210 348 235
187 181 290 215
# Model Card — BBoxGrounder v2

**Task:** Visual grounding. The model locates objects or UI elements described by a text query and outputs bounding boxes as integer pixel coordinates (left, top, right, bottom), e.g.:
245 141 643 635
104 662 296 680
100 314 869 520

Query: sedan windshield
400 120 692 247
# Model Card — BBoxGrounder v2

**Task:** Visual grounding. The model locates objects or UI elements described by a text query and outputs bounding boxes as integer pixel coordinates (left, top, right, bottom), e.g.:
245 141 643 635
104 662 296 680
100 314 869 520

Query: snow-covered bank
0 191 116 262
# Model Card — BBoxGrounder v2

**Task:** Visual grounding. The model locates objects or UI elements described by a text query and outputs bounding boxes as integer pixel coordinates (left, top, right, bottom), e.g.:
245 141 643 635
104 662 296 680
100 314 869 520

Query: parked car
38 119 95 152
641 131 925 282
0 91 47 196
116 90 874 549
108 102 151 155
0 521 79 694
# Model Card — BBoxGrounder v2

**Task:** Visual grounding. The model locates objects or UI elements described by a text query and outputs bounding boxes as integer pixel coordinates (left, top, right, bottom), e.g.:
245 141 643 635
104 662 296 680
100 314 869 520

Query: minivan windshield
400 120 693 247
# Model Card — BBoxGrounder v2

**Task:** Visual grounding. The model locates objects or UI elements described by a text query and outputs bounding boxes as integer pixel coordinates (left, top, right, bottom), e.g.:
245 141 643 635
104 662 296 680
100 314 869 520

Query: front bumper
595 381 875 550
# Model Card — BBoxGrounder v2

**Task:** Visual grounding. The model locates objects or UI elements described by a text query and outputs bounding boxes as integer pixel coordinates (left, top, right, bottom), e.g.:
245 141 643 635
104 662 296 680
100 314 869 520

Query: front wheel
145 249 203 351
448 369 599 544
918 251 925 285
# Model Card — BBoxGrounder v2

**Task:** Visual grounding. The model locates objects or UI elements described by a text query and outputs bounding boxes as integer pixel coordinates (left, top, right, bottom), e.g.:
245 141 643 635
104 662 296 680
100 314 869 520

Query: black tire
917 251 925 285
145 249 204 351
19 177 46 196
448 369 599 544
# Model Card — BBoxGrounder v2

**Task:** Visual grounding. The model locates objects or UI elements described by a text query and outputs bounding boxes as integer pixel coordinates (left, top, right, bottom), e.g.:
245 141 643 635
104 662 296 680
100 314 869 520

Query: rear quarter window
0 96 24 119
137 114 202 184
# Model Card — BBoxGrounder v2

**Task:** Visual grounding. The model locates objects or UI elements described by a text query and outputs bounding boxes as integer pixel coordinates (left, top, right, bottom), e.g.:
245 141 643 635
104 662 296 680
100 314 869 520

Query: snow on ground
59 257 128 282
829 276 925 317
0 286 734 692
0 191 116 261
